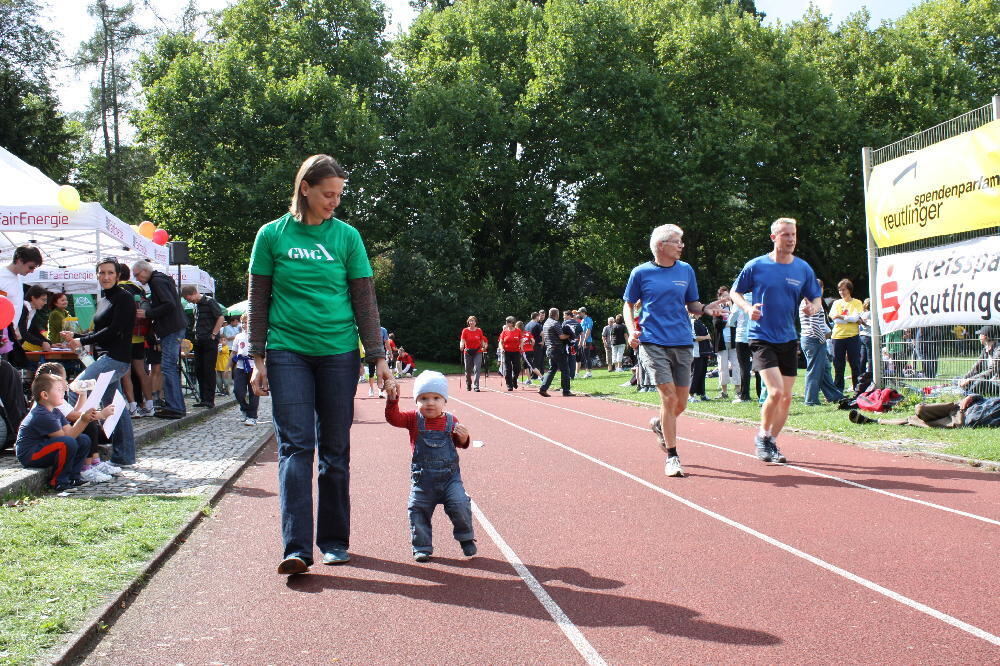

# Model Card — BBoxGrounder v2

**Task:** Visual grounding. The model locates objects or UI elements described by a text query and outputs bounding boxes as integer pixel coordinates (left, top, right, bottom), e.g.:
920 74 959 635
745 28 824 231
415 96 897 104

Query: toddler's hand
454 423 470 440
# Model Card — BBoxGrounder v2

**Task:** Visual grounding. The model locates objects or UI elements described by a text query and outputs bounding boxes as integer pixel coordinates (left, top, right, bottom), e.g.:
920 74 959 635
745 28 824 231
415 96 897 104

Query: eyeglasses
660 239 684 246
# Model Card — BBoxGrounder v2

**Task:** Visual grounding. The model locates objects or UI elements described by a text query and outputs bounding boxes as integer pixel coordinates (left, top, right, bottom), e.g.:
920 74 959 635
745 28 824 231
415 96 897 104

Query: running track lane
85 381 999 664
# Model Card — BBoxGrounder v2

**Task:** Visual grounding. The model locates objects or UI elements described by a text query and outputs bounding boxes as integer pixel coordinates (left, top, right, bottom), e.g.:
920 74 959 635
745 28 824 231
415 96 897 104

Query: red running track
85 376 1000 664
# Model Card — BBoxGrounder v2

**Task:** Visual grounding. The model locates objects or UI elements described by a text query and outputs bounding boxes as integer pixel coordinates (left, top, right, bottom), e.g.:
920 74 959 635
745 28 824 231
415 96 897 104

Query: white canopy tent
0 145 215 294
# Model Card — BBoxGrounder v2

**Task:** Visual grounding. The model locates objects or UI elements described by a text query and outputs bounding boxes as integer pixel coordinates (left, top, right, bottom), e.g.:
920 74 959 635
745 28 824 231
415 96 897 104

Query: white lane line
471 500 607 666
454 396 1000 647
497 393 1000 527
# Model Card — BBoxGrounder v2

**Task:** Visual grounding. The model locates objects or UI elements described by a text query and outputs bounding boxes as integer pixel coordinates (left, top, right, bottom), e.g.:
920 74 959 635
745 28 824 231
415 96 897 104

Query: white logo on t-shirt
673 281 688 287
785 277 802 287
287 243 337 261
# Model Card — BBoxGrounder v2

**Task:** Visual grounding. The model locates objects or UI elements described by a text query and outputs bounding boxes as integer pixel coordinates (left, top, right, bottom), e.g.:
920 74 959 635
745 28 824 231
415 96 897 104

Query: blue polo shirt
623 260 700 347
733 254 820 344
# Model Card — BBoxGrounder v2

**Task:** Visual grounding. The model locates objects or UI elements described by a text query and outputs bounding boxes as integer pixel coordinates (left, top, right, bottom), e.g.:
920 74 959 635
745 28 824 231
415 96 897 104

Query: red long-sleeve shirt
385 399 469 452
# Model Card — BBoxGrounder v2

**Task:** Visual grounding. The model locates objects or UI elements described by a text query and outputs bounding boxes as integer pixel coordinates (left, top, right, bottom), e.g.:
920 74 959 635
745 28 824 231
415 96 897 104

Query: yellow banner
866 119 1000 248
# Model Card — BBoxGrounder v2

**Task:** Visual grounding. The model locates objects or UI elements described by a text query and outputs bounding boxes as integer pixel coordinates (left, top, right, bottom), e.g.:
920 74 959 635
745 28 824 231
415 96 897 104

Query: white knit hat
413 370 448 403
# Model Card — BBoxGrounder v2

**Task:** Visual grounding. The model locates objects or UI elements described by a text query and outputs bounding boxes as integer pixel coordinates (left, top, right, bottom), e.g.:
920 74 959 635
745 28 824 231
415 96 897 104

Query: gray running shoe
755 434 773 462
664 456 685 477
768 437 786 463
649 417 667 453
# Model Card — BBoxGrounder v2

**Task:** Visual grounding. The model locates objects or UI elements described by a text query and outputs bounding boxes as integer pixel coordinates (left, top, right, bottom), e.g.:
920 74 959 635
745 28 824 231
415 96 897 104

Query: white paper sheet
102 390 128 438
55 403 73 417
81 371 114 412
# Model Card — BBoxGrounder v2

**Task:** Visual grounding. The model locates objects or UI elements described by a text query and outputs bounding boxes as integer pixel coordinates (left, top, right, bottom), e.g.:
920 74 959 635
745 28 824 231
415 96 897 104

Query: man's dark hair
13 245 43 265
180 285 199 297
562 310 573 319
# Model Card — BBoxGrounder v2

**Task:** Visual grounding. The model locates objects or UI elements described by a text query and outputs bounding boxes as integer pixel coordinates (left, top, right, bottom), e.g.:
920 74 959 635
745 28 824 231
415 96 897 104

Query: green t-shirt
249 213 373 357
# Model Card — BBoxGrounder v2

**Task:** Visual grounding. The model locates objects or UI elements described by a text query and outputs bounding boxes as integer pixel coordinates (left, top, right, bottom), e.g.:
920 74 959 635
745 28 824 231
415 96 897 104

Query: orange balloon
138 221 156 239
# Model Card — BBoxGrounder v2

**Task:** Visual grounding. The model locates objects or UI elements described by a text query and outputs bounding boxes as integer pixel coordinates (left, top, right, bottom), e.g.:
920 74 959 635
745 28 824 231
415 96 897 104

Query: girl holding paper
60 257 137 466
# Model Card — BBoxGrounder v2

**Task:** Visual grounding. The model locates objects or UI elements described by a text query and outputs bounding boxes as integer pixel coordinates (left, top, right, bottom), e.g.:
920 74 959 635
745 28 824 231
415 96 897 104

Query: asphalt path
84 374 1000 664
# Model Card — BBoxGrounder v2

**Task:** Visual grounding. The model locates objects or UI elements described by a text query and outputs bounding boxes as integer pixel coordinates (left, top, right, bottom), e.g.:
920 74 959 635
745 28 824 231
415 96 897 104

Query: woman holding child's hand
248 154 394 576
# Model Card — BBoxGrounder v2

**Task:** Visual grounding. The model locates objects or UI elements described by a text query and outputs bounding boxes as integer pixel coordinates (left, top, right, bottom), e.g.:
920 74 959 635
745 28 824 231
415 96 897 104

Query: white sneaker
244 417 257 426
368 387 375 397
584 372 592 378
95 461 122 476
81 466 113 483
664 456 685 477
378 390 386 398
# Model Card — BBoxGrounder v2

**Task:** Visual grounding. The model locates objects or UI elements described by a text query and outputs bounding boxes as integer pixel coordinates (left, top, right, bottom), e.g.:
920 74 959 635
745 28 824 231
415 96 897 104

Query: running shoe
768 437 787 463
664 456 685 477
95 461 122 476
80 467 112 483
460 539 477 556
754 434 773 462
413 551 432 563
649 417 667 453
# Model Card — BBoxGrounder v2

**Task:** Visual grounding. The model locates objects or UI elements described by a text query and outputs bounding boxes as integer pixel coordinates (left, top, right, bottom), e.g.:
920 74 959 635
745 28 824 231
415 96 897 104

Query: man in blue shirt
623 224 720 478
576 307 594 378
731 218 822 464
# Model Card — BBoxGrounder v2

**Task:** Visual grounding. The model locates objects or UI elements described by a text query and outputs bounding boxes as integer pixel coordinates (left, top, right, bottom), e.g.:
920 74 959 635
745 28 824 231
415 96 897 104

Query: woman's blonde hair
290 154 348 220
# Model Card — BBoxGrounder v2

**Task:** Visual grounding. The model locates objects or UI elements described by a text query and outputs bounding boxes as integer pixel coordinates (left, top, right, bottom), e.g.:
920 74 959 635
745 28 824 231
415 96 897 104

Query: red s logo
880 265 899 324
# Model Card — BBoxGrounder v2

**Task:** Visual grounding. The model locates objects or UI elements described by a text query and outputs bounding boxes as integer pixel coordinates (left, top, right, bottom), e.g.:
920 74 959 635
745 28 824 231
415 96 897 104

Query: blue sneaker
769 438 787 463
321 549 351 565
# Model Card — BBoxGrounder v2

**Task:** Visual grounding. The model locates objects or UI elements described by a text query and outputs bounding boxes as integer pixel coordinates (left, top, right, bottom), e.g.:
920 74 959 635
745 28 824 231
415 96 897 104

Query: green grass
576 367 1000 462
0 494 204 665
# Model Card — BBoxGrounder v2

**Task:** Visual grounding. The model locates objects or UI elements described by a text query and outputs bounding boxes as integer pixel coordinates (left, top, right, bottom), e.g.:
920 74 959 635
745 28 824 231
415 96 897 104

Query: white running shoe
95 461 122 476
368 387 375 397
664 456 685 477
244 417 257 426
81 467 112 483
584 372 592 378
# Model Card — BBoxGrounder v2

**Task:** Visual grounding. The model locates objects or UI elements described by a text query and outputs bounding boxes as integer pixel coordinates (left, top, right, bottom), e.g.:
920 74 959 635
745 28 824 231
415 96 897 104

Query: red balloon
152 229 169 245
0 298 14 329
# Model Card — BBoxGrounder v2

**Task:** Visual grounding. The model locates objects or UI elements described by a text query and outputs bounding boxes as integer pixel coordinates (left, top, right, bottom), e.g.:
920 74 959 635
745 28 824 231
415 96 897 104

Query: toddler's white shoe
81 466 113 483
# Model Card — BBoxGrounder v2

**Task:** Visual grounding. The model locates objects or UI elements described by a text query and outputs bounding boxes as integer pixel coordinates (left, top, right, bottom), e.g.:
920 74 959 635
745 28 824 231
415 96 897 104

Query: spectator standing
524 312 544 377
132 260 188 419
690 314 712 401
601 317 614 371
829 278 863 392
799 281 843 406
247 153 393 574
729 295 754 403
230 314 258 426
0 246 43 359
118 265 155 417
576 307 593 377
459 316 487 392
610 314 628 372
181 285 225 408
858 298 873 379
731 218 822 464
538 308 574 397
517 320 541 385
713 286 739 400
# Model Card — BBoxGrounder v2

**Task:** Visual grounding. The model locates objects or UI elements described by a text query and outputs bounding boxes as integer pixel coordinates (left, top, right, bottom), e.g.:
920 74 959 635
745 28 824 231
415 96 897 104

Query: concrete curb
596 393 1000 473
45 426 275 666
0 398 237 498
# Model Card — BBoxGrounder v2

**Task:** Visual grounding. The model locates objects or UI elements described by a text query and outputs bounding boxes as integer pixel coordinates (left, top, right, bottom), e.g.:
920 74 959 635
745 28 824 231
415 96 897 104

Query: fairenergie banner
866 119 1000 248
876 234 1000 333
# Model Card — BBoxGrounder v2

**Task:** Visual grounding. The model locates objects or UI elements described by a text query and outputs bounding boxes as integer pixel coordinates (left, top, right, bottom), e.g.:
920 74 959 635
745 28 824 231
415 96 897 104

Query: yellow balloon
57 185 81 211
138 220 156 239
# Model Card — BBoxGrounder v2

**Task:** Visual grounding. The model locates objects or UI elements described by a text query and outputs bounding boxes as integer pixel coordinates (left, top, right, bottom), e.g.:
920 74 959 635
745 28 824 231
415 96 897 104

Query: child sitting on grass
36 362 119 482
385 371 476 562
16 373 100 491
395 347 415 378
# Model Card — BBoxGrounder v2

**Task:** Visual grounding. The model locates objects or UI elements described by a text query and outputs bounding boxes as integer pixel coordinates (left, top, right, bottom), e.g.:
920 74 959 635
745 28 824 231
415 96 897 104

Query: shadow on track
285 555 781 646
686 465 976 494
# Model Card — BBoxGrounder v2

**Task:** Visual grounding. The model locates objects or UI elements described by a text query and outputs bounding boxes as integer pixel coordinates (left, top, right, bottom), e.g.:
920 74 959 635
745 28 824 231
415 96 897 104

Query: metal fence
861 96 1000 393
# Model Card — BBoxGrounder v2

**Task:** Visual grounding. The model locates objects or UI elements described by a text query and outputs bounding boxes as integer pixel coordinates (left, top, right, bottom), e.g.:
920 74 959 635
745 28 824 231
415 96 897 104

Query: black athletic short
146 346 162 365
750 340 798 378
132 342 146 361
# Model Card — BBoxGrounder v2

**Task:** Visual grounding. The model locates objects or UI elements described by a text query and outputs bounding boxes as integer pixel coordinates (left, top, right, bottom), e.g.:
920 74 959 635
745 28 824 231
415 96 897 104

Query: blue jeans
801 336 843 406
160 328 186 414
76 355 135 464
268 348 359 564
408 465 473 554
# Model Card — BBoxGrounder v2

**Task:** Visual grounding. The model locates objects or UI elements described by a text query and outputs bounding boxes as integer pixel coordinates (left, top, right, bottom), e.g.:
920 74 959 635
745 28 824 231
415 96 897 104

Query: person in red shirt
385 371 476 562
395 348 415 377
459 316 487 391
498 316 523 391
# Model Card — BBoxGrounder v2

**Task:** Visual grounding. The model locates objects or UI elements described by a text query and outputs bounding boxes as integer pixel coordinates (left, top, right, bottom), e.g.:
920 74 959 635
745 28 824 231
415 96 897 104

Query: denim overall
408 413 474 555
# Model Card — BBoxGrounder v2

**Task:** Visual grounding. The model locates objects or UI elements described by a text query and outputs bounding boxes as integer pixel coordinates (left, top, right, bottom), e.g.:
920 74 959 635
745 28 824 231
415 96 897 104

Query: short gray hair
770 217 797 234
649 224 683 255
132 259 153 274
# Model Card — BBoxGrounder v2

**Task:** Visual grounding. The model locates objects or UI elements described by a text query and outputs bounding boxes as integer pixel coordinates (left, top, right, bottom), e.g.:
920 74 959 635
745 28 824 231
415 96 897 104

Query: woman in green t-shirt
47 292 70 344
247 154 395 576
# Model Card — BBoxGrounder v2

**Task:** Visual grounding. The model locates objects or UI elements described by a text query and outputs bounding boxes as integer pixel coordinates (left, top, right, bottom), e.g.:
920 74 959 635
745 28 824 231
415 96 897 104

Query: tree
0 0 77 181
73 0 146 210
137 0 395 304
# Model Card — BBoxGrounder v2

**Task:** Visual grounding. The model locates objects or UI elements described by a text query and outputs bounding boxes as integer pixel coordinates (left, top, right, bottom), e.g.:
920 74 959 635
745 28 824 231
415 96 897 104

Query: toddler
16 373 99 491
216 336 232 396
385 371 476 562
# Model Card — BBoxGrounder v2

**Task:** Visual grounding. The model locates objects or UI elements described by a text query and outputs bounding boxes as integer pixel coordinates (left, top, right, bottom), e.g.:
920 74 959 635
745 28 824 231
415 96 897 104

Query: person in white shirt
0 246 43 356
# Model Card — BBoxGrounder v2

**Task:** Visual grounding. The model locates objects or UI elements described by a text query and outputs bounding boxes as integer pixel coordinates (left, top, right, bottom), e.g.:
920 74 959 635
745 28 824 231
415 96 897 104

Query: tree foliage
135 0 999 358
